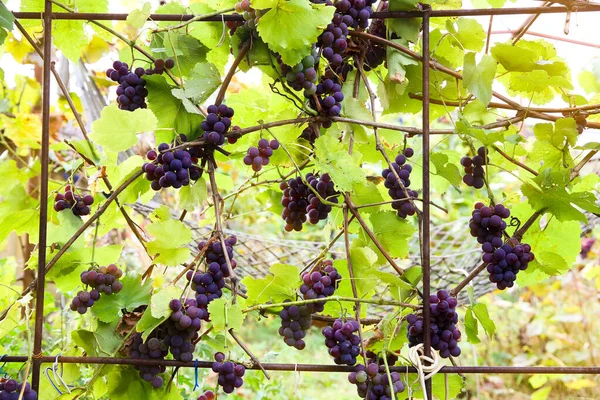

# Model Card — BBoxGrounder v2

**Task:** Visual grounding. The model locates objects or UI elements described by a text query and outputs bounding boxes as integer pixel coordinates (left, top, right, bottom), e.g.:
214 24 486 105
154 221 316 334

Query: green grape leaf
207 298 245 332
0 2 15 30
145 75 204 137
447 18 485 52
522 183 600 222
181 62 222 104
90 105 158 152
464 307 480 344
463 53 497 106
71 320 122 357
578 70 600 94
368 211 416 258
91 274 152 323
150 32 209 77
431 151 462 187
313 134 367 193
472 303 496 338
387 18 421 43
257 0 335 66
146 219 192 265
178 179 208 211
136 309 166 341
0 209 39 244
53 20 87 62
241 263 301 306
126 2 151 29
149 285 182 319
105 366 183 400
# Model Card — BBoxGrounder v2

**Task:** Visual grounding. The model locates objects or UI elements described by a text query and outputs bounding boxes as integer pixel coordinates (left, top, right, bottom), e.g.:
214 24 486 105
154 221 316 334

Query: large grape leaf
522 183 600 222
71 320 122 357
89 105 158 152
207 298 245 332
367 211 416 259
0 2 14 31
313 134 367 193
241 263 301 306
92 275 152 323
145 75 204 138
54 20 87 62
146 218 192 266
446 18 485 52
463 53 497 106
257 0 335 66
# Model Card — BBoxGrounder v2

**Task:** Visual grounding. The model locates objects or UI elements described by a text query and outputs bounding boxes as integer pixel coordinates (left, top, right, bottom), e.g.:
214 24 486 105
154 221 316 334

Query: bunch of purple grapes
280 173 339 232
313 78 344 118
301 124 319 143
106 60 148 111
243 138 280 172
363 1 388 71
142 138 202 191
198 236 238 278
201 104 235 146
278 303 312 350
54 185 94 216
278 48 319 96
280 177 310 232
486 241 534 289
318 13 350 69
382 148 418 218
144 58 175 76
186 268 223 321
196 390 215 400
406 290 461 358
322 319 361 365
336 0 374 29
461 147 488 189
0 380 37 400
163 298 202 362
348 352 405 400
70 264 124 314
130 332 168 388
300 260 341 312
212 352 245 394
469 202 510 247
306 173 339 224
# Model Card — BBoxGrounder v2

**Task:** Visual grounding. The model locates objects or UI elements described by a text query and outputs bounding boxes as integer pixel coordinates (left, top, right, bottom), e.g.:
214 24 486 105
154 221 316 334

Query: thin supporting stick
215 40 250 106
207 162 238 301
31 0 52 392
228 329 270 379
421 8 433 400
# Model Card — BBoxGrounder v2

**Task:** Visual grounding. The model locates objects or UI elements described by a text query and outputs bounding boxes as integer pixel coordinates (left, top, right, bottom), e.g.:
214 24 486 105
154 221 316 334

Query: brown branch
345 195 405 276
207 162 238 302
215 40 250 106
343 206 367 365
492 144 539 176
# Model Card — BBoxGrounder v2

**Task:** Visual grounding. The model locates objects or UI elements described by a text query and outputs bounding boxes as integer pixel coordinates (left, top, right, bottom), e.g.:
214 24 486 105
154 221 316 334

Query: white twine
408 344 444 399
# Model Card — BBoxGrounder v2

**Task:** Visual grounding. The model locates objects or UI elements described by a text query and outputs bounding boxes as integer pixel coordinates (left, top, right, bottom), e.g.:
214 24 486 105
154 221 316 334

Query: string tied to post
408 343 444 398
44 353 71 395
0 355 7 378
193 359 199 390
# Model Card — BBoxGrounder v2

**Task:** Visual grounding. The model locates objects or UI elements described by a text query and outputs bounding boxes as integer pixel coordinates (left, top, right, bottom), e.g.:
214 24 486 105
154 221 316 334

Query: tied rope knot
408 343 443 397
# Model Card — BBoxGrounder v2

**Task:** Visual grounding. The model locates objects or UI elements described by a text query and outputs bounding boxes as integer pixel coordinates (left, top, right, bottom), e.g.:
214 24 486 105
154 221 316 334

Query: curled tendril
509 216 521 235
